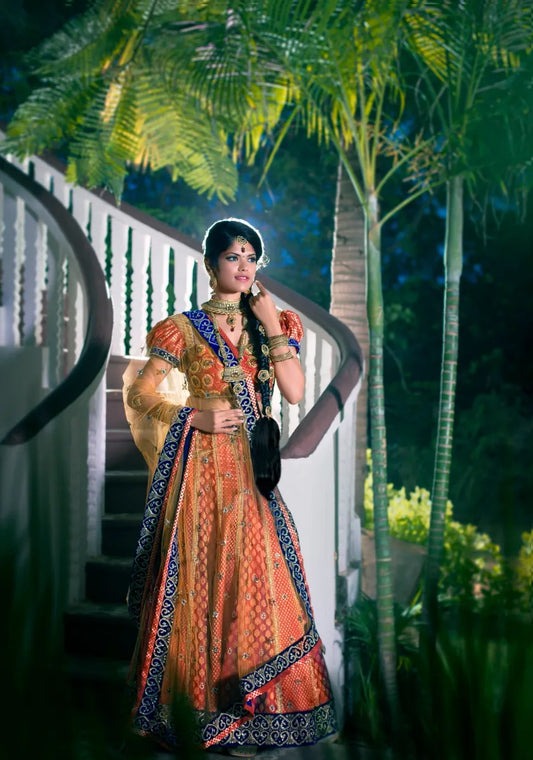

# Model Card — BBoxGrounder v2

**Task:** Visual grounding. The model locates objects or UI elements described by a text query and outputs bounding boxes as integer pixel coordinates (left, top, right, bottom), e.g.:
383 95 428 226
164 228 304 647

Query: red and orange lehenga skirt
127 407 337 751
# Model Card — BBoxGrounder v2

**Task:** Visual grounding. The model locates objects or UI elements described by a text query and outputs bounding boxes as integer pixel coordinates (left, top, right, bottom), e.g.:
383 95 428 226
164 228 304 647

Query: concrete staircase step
64 601 137 660
106 354 139 390
106 389 129 429
105 470 148 515
65 354 147 665
65 653 130 684
106 428 147 470
86 555 132 604
102 512 143 556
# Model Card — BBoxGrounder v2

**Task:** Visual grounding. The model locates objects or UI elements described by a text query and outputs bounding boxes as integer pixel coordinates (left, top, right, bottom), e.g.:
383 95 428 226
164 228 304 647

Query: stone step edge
105 470 147 480
64 653 131 683
86 555 133 568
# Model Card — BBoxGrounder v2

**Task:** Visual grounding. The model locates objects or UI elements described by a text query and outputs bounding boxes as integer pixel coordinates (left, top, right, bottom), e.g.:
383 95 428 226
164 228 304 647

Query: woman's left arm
249 280 305 405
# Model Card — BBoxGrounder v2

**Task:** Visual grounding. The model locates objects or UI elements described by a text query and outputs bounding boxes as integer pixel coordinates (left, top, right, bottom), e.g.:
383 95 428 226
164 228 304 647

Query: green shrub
347 456 533 755
515 530 533 607
364 451 532 614
344 595 533 758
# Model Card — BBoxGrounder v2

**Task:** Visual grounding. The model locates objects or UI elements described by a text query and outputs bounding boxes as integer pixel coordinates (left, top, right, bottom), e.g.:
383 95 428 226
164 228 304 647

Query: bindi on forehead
222 243 256 257
235 234 249 253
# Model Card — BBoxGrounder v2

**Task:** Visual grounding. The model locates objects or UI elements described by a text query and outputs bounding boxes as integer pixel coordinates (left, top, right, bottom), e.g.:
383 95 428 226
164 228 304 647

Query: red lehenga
124 309 337 751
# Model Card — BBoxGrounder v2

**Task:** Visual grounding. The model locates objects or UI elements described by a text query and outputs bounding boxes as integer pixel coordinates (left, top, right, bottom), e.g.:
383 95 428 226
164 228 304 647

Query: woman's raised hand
191 408 245 434
248 280 280 336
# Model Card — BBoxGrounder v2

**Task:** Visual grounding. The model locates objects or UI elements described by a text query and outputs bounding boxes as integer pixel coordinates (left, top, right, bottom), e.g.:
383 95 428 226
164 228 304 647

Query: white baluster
271 384 283 438
65 267 85 372
319 338 333 396
71 187 91 239
172 243 196 313
312 334 323 404
88 200 109 270
110 217 129 354
149 235 171 327
34 220 48 346
196 261 211 307
301 328 316 417
22 205 40 345
286 393 300 439
48 169 71 210
31 159 53 193
7 196 26 346
46 241 66 386
130 228 150 354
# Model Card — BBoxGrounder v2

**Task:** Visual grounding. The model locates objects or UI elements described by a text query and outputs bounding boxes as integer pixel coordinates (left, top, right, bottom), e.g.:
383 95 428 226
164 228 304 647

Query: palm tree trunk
330 157 369 519
366 188 398 719
423 175 464 624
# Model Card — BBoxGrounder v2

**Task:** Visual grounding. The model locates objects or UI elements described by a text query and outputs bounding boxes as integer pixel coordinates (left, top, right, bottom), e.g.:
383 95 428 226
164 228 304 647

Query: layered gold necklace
208 312 250 383
201 297 247 332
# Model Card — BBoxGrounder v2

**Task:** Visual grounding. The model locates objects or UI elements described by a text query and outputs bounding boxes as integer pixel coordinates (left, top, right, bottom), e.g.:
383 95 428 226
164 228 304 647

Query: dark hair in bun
202 218 265 272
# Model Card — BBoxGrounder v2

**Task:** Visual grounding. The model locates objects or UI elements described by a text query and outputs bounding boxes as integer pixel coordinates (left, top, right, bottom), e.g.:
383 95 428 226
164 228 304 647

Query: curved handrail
87 190 364 458
0 156 113 445
38 171 363 458
259 275 364 459
1 149 362 456
65 179 363 459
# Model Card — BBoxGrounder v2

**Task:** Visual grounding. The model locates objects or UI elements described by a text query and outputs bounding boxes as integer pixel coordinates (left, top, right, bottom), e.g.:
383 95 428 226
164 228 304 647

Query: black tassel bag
243 294 282 499
250 414 281 499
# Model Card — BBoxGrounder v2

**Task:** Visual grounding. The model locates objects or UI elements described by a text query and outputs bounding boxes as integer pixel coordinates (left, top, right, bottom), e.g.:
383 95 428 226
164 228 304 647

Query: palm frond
3 78 108 157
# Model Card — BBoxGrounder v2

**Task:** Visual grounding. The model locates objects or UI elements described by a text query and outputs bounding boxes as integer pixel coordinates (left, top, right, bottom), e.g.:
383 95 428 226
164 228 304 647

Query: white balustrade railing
19 149 340 444
1 162 88 406
1 138 363 720
0 154 112 629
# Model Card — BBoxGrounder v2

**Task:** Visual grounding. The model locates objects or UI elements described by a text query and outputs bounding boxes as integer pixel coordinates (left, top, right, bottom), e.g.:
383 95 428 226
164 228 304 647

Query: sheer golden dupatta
122 355 190 481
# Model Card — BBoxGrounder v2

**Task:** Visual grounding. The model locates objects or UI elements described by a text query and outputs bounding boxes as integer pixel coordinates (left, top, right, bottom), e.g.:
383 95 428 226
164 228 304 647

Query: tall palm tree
405 0 533 623
330 155 368 520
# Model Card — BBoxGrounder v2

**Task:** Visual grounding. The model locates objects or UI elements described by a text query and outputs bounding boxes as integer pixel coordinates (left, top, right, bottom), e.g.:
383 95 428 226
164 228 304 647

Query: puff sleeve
146 317 187 368
125 317 187 426
278 310 304 354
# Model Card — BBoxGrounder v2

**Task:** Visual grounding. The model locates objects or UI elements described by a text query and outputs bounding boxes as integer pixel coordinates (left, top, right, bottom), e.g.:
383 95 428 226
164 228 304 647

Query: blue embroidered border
130 313 335 748
149 345 180 366
135 699 337 749
128 406 193 624
240 621 319 696
266 491 313 619
201 700 337 748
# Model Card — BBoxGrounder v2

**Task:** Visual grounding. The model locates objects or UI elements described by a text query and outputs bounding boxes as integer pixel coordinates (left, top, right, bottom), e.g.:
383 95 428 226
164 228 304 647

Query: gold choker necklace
202 298 246 332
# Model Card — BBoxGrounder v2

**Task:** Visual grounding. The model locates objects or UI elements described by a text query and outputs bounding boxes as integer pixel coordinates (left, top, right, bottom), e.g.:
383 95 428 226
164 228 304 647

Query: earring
206 263 218 292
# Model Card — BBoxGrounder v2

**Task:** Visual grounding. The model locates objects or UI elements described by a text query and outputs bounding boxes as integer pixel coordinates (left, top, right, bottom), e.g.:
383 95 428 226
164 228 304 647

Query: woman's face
214 239 258 297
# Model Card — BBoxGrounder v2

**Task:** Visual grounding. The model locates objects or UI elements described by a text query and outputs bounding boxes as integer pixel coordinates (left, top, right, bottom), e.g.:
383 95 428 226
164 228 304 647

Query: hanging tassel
250 415 281 498
241 292 282 498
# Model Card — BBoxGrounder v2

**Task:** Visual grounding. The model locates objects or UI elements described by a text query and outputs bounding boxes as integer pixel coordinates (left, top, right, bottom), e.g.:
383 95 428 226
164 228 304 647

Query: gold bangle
271 350 294 363
268 334 289 350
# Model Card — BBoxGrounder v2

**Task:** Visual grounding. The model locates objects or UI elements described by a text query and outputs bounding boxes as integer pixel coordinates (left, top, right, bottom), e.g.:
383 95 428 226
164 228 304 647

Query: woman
124 218 337 755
